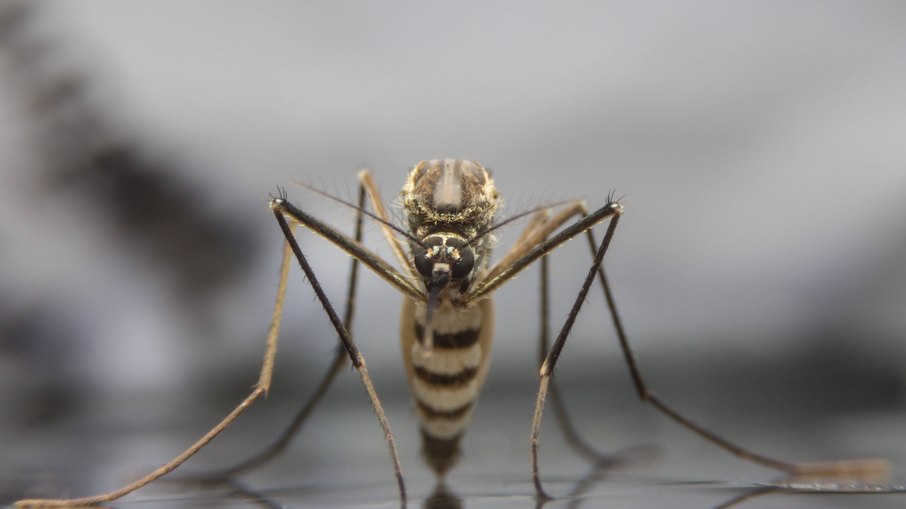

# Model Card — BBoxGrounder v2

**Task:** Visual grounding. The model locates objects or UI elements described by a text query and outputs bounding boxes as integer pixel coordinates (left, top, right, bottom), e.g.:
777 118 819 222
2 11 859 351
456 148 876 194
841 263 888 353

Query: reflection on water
3 338 906 509
4 391 906 509
424 482 462 509
65 466 905 509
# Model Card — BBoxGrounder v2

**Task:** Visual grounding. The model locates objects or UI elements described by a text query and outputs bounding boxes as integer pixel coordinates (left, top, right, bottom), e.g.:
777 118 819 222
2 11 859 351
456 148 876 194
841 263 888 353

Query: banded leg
188 184 370 480
15 232 298 508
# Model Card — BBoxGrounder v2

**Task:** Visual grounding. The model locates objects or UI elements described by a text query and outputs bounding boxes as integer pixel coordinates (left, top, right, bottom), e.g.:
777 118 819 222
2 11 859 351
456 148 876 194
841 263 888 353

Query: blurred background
1 1 905 507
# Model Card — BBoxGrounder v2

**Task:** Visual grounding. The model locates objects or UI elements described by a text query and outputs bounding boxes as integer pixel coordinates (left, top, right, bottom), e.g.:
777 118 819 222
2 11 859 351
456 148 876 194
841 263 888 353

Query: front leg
271 202 407 505
529 205 623 500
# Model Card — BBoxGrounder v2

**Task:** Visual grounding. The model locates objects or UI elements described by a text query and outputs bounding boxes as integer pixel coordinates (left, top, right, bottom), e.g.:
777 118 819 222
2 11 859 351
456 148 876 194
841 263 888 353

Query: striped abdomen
400 298 495 475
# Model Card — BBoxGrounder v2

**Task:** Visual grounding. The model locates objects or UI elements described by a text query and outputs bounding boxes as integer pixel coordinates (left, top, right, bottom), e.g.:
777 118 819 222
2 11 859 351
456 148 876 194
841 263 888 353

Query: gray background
1 2 906 507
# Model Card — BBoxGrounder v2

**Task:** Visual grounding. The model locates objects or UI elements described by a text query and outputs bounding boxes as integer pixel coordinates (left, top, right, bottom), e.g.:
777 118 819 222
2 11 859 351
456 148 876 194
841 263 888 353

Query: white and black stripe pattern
399 160 499 475
401 298 495 475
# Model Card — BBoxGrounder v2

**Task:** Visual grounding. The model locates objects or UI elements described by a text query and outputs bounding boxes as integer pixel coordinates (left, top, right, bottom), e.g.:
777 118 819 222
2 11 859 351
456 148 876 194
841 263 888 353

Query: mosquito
15 159 890 508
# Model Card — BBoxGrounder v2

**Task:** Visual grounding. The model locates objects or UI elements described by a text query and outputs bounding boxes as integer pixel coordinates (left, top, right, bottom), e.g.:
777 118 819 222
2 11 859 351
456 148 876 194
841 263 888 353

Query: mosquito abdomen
400 298 495 475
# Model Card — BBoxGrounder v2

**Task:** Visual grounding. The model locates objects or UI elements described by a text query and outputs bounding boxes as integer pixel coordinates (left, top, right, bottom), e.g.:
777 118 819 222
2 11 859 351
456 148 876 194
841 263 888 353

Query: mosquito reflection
424 481 462 509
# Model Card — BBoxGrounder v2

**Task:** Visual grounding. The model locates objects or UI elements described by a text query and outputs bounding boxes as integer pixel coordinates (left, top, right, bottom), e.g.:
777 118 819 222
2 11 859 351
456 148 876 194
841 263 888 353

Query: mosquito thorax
402 160 499 238
402 159 499 292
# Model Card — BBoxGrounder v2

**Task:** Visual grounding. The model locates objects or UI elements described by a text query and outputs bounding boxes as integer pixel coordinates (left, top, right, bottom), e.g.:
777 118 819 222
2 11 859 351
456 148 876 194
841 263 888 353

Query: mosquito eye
414 237 444 279
451 247 474 280
413 246 434 278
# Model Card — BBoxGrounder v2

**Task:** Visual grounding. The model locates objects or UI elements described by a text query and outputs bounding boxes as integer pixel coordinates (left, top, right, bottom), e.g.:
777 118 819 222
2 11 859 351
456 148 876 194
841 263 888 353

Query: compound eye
442 237 474 280
412 245 433 278
413 237 444 279
451 246 474 280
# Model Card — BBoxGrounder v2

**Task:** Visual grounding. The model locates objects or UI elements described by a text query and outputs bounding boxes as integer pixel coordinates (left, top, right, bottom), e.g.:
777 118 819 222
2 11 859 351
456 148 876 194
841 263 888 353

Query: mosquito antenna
464 200 574 247
290 179 423 246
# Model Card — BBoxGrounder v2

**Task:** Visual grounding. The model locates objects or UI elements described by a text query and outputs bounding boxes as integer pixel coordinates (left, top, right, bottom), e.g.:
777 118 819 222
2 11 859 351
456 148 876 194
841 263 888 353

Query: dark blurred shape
0 1 263 426
55 143 257 310
424 482 462 509
0 1 259 326
0 1 29 43
0 292 84 426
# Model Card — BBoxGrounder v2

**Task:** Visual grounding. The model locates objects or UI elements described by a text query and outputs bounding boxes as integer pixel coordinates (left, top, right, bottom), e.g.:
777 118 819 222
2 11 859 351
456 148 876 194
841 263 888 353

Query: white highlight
414 303 482 334
411 342 482 375
433 159 463 210
412 376 478 412
422 413 472 439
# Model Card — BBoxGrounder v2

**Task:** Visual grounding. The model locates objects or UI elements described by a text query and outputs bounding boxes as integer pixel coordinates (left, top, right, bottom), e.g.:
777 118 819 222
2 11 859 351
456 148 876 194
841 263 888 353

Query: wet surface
3 382 906 509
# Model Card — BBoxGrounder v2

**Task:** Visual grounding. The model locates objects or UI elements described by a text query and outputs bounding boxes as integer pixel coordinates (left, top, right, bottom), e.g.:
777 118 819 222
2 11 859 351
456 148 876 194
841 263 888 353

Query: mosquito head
403 160 498 294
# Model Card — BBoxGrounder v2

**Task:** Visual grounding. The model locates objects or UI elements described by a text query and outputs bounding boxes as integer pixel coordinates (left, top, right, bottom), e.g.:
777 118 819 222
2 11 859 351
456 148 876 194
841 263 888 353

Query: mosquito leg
482 201 587 285
272 202 407 505
531 210 623 500
190 185 370 481
537 240 617 467
469 200 622 304
358 169 415 278
537 252 549 368
582 228 892 477
272 196 423 301
15 236 297 508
